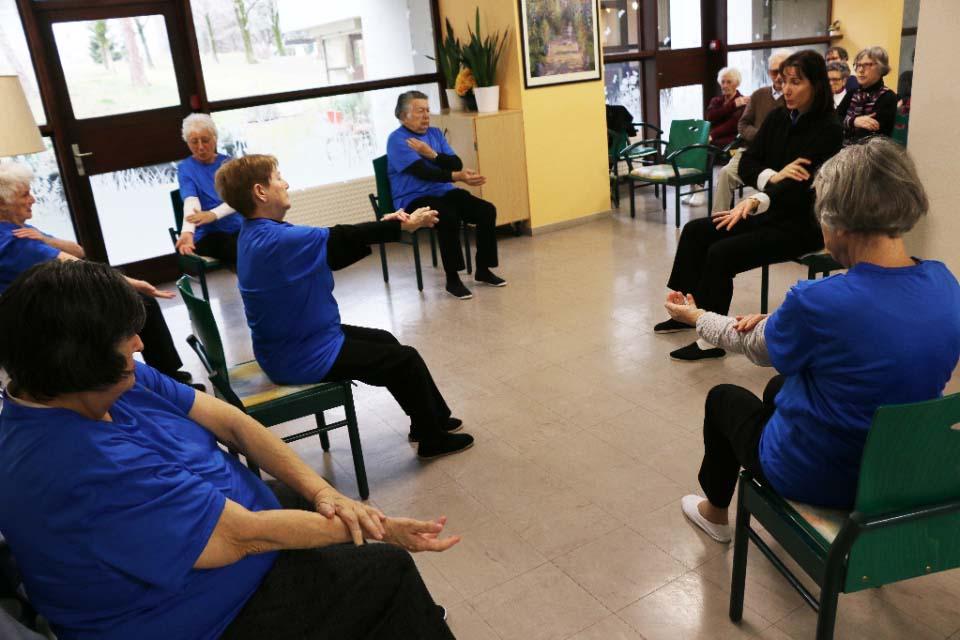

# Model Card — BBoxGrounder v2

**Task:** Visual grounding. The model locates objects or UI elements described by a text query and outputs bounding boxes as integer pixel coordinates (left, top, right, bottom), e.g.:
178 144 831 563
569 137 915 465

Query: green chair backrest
891 110 909 147
665 119 711 171
176 276 230 387
371 155 394 217
844 392 960 592
170 189 184 233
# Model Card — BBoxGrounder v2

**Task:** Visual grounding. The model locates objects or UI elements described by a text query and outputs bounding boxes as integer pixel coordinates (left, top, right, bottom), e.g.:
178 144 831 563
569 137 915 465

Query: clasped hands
312 486 460 552
382 207 440 232
712 156 812 231
664 291 766 332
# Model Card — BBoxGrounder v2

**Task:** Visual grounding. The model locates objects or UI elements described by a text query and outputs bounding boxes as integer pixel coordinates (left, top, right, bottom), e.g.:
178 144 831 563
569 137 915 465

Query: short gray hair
854 46 891 76
394 91 429 120
0 163 34 206
717 67 741 85
827 61 851 79
814 137 927 237
181 113 218 143
769 49 792 68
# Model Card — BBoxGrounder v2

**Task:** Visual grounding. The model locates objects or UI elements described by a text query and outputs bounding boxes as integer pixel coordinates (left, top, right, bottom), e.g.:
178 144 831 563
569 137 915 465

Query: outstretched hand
664 291 704 326
313 487 386 546
126 277 175 299
383 515 461 553
400 207 439 232
712 197 757 231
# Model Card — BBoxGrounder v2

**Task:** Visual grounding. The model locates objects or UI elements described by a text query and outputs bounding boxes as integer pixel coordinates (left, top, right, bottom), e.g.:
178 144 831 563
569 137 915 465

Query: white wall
903 0 960 276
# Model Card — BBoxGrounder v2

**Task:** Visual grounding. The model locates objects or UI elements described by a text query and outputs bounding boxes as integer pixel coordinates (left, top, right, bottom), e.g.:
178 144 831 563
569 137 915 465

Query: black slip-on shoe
654 318 694 334
410 418 464 443
445 280 473 300
670 342 726 361
417 432 475 459
475 270 507 287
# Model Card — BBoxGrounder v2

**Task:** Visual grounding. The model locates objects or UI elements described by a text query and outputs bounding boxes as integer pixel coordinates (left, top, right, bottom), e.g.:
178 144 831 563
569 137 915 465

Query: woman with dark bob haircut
0 260 461 640
654 49 843 361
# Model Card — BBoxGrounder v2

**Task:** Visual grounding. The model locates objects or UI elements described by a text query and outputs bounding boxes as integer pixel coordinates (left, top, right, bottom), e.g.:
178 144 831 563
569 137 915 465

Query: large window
658 0 701 50
600 0 640 51
0 0 46 125
604 61 642 121
190 0 436 102
727 44 826 95
11 140 75 242
726 0 829 45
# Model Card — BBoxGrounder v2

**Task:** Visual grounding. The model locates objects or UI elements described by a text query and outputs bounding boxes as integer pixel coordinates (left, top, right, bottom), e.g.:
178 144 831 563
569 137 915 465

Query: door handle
71 144 93 176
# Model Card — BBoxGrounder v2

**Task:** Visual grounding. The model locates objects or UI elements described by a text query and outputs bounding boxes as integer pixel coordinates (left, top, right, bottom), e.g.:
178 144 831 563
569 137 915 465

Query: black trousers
698 376 785 509
667 216 823 315
409 188 498 275
139 294 183 376
195 231 239 268
322 325 451 440
222 483 454 640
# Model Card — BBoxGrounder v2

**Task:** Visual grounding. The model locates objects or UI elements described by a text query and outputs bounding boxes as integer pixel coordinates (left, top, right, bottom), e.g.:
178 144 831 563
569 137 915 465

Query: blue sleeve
764 283 819 375
5 237 59 271
134 361 196 416
83 444 227 590
433 128 455 156
177 161 200 200
387 129 423 173
279 225 330 280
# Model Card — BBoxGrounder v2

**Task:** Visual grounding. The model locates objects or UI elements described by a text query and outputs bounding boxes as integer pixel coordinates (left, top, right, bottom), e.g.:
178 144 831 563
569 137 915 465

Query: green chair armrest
720 134 744 155
665 143 722 175
633 121 664 137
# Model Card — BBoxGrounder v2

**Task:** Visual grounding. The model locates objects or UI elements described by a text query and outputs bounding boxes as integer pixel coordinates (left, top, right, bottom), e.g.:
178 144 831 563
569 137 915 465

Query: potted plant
429 18 465 111
460 8 509 113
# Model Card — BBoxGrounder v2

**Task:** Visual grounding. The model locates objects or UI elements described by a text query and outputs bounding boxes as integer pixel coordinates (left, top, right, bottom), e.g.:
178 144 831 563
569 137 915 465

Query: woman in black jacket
653 50 842 361
836 46 898 144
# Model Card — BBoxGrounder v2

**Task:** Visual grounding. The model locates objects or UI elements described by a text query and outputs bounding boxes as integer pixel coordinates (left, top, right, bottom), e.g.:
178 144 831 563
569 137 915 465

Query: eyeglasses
854 61 877 71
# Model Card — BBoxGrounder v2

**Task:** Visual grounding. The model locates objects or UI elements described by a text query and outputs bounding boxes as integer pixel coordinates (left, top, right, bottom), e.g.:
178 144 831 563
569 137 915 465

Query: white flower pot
474 86 500 113
445 88 465 112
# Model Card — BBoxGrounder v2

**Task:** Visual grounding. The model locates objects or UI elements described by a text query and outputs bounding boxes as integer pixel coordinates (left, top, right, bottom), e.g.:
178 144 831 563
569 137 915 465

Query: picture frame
518 0 602 89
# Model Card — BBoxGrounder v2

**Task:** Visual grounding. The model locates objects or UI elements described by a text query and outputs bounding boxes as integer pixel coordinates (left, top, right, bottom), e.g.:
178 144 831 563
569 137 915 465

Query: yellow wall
833 0 905 79
439 0 610 229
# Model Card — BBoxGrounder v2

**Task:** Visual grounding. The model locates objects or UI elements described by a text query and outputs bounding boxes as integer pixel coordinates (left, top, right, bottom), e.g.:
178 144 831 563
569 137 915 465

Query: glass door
654 0 707 135
30 1 196 280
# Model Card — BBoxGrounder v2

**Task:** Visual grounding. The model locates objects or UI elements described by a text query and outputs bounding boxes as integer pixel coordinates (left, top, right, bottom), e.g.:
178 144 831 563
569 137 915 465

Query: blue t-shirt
760 260 960 508
386 126 456 210
237 217 345 384
0 362 280 640
177 154 243 243
0 222 60 294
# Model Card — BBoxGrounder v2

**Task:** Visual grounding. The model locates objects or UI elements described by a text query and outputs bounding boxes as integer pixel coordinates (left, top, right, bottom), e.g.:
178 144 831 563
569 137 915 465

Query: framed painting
518 0 602 88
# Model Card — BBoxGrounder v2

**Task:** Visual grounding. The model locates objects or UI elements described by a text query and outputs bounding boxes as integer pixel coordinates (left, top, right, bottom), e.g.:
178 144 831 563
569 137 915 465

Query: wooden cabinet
432 109 530 227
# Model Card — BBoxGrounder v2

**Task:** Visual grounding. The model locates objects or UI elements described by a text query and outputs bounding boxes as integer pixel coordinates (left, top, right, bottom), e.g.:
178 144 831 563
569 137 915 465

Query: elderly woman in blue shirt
0 259 459 640
175 113 242 265
663 137 960 542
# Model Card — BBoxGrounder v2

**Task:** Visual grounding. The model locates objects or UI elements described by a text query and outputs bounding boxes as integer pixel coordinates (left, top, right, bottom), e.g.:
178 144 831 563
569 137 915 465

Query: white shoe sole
681 494 732 543
446 290 473 300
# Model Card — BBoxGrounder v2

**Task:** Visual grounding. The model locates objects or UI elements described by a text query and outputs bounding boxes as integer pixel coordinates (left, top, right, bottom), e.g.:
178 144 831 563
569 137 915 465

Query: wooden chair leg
462 223 472 275
316 412 330 451
729 486 751 622
760 263 770 314
412 231 424 291
342 387 369 500
378 241 389 283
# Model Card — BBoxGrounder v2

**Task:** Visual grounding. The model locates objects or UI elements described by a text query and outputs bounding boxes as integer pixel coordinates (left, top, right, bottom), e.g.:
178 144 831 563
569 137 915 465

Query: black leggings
409 188 498 275
698 376 785 508
221 482 453 640
322 325 451 440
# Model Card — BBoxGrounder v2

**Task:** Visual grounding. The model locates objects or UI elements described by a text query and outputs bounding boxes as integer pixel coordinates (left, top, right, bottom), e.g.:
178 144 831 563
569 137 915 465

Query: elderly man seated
663 137 960 540
827 61 851 111
386 90 506 300
0 162 197 387
217 155 474 459
0 260 460 640
711 50 790 214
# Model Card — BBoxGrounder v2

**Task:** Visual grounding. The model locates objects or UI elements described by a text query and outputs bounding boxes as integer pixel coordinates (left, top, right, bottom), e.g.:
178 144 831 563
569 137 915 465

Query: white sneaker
681 494 732 543
688 192 707 207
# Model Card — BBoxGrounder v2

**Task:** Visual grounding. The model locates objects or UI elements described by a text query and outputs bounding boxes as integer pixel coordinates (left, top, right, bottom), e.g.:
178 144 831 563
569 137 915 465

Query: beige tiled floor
159 189 960 639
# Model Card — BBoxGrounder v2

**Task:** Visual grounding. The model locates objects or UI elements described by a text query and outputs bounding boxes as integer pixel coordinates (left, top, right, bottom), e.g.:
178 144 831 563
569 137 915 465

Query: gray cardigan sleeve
696 312 772 366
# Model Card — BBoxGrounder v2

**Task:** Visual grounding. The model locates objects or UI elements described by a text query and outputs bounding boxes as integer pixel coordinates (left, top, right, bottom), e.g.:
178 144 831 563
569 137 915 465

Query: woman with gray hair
661 137 960 542
176 113 241 265
836 46 898 144
0 162 200 388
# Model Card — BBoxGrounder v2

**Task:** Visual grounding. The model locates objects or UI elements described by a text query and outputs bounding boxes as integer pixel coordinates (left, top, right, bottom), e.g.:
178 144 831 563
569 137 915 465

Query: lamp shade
0 75 43 157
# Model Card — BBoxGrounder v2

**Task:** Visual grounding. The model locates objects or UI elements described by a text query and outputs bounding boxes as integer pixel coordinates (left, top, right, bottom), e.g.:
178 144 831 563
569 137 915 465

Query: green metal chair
625 119 719 227
891 108 910 147
730 392 960 640
759 252 845 313
609 121 662 208
168 189 225 301
176 277 369 499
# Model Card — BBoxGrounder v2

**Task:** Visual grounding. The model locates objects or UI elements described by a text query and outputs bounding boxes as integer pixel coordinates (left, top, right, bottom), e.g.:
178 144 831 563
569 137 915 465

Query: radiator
285 176 377 228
